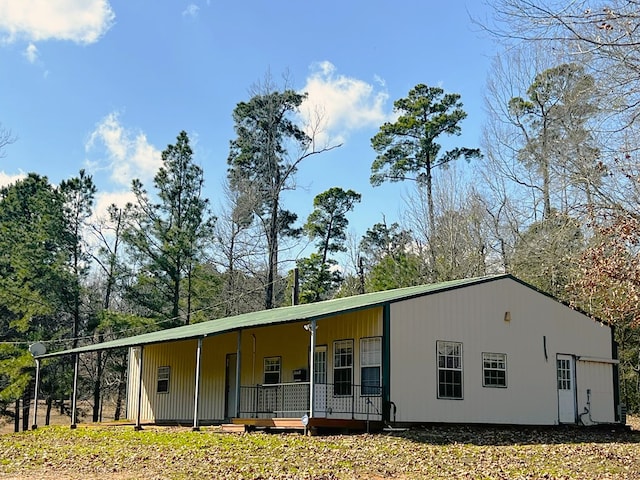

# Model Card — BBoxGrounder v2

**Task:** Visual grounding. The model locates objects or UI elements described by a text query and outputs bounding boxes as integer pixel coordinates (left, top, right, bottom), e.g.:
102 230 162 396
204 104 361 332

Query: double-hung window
360 337 382 395
333 339 353 396
157 366 170 394
437 341 463 399
482 352 507 388
263 357 281 384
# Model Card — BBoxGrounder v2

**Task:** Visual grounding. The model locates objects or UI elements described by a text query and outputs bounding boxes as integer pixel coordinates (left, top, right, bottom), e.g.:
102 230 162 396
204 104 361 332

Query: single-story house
34 274 622 430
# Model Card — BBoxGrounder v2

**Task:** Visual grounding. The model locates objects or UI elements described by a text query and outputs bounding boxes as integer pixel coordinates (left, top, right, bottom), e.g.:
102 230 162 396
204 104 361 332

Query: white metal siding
576 360 615 424
389 277 615 425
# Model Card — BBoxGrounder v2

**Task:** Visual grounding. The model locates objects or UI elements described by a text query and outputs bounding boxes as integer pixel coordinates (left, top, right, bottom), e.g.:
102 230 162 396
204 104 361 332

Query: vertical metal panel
576 360 615 423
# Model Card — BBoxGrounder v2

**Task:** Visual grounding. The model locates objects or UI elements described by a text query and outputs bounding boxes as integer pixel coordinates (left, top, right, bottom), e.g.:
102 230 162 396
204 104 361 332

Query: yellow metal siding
127 308 383 422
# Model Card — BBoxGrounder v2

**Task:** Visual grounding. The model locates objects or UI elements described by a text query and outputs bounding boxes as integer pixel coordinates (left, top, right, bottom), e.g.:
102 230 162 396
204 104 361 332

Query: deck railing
238 382 382 420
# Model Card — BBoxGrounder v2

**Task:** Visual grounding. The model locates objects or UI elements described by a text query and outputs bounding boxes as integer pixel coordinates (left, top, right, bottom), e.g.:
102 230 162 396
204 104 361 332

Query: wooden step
220 423 247 433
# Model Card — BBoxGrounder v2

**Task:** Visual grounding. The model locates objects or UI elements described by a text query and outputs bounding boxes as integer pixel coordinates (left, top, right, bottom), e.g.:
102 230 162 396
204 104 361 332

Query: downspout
31 358 40 430
134 346 144 431
70 354 79 429
192 337 203 431
235 330 242 417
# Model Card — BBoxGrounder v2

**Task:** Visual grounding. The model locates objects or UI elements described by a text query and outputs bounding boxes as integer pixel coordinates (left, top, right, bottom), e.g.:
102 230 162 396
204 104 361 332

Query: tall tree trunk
45 397 52 425
265 197 279 310
22 387 30 431
113 355 127 421
92 350 103 422
14 399 19 433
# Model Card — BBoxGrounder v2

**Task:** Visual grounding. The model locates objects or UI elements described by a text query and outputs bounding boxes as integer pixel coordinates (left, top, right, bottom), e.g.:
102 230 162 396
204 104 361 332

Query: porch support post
308 319 317 418
70 354 79 429
382 304 391 422
235 330 241 417
31 358 41 430
192 337 203 431
134 346 144 431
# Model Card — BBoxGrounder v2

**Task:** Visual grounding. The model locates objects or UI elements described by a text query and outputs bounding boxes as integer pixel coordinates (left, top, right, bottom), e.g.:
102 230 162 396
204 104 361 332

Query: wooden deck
229 417 383 434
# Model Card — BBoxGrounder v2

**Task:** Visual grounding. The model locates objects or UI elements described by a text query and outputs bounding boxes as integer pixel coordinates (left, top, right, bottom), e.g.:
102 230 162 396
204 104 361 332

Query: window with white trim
482 352 507 388
157 366 170 394
263 357 281 384
333 339 353 396
557 358 571 390
437 341 463 399
360 337 382 395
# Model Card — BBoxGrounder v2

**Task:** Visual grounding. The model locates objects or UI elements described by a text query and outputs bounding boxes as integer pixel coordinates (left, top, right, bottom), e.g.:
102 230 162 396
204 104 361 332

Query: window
314 346 327 384
333 339 353 396
361 337 382 395
482 353 507 388
263 357 281 384
557 358 571 390
157 366 170 394
437 341 463 399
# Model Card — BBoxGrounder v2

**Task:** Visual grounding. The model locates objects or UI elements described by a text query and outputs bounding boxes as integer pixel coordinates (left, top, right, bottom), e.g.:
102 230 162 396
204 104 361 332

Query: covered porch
237 381 383 420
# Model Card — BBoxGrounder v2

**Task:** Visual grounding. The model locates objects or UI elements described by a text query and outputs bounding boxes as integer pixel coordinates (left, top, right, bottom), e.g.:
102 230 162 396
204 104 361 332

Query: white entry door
557 354 576 423
313 346 327 417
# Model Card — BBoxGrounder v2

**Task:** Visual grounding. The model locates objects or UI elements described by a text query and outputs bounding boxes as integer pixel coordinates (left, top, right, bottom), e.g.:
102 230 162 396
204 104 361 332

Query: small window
333 339 353 396
437 341 463 399
483 353 507 388
263 357 281 384
361 337 382 396
557 358 571 390
157 366 170 394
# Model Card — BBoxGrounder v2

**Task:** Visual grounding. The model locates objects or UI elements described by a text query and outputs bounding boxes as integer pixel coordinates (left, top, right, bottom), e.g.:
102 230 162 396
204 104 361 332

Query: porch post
192 337 203 431
70 354 79 429
308 319 316 418
382 304 391 422
235 330 241 417
134 346 144 431
31 358 41 430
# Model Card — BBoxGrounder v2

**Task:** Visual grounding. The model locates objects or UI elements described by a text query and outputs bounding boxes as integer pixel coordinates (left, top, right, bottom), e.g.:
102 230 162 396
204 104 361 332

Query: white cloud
0 0 115 44
86 112 162 187
23 43 38 63
91 189 136 222
0 171 26 188
182 4 200 18
299 61 390 145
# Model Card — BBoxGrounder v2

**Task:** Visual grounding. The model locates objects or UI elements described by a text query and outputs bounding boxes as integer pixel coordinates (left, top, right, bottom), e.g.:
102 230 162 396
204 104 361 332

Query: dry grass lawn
0 417 638 479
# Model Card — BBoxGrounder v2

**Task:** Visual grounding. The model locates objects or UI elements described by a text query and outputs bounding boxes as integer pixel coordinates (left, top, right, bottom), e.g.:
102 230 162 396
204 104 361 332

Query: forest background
1 0 640 429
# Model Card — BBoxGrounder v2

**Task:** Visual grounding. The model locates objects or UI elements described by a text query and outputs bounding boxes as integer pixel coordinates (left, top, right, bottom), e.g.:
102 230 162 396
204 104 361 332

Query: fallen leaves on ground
0 422 639 479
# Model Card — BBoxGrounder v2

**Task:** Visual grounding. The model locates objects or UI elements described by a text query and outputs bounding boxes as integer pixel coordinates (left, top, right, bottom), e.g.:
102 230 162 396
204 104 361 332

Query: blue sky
0 0 497 254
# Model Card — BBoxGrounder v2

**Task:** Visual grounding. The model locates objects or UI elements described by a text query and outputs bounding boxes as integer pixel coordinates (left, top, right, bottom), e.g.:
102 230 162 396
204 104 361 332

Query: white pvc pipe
71 354 79 429
192 338 203 431
31 358 40 430
135 346 144 431
309 319 316 418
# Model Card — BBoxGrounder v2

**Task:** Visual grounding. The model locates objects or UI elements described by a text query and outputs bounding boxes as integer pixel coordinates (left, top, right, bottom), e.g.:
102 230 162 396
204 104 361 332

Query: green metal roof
39 274 508 358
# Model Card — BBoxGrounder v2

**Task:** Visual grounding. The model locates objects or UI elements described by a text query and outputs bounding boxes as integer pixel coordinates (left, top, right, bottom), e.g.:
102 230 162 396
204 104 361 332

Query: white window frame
157 366 170 394
263 356 281 385
482 352 507 388
333 339 353 396
437 341 463 399
360 337 382 396
557 358 572 390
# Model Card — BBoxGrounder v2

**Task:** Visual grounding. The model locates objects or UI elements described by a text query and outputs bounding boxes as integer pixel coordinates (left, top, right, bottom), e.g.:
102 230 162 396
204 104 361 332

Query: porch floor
230 417 384 434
